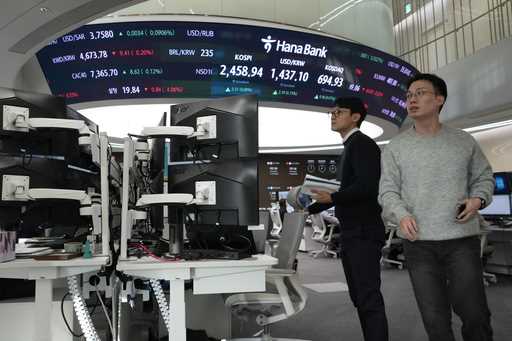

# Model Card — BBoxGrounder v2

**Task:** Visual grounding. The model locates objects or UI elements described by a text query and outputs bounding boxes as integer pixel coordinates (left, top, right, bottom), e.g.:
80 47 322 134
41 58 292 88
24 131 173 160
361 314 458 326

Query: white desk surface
0 256 109 280
117 254 276 271
0 255 108 269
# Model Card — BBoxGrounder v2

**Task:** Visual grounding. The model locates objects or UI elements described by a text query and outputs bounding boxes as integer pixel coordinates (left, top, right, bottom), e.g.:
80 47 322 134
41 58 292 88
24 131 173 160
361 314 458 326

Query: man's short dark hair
334 96 367 127
406 73 447 113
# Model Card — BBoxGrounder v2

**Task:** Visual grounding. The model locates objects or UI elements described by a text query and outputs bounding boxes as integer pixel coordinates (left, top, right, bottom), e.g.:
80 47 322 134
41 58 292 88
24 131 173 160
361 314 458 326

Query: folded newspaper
301 174 340 195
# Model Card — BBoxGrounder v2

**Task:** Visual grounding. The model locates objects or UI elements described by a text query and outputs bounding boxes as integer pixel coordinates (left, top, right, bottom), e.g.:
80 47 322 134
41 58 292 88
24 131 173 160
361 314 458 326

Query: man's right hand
400 216 418 241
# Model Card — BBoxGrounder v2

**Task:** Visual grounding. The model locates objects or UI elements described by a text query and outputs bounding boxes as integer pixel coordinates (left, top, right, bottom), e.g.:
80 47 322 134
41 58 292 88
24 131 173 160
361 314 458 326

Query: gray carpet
266 252 512 341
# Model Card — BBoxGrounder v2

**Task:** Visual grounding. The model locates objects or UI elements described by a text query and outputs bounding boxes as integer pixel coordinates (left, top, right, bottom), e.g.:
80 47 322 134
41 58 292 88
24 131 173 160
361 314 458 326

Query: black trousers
341 233 388 341
404 236 493 341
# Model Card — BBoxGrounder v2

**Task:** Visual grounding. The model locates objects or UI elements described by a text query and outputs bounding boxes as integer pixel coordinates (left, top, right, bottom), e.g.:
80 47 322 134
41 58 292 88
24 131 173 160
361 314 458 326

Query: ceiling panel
165 0 221 15
1 0 60 49
0 0 42 30
109 0 166 15
105 1 394 52
0 0 144 89
4 0 141 52
221 0 275 21
319 0 350 16
275 0 320 27
112 0 223 16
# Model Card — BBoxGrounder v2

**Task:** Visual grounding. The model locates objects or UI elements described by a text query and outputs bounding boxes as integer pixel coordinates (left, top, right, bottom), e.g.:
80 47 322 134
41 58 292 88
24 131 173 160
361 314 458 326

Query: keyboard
180 249 251 260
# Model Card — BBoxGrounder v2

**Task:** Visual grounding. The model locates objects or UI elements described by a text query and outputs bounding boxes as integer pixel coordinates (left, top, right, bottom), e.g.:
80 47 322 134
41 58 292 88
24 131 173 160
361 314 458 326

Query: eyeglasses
405 89 435 101
328 109 349 118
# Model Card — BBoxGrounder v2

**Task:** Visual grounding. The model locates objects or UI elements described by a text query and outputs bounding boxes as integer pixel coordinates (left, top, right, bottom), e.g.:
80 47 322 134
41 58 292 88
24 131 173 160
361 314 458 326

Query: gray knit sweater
379 125 495 241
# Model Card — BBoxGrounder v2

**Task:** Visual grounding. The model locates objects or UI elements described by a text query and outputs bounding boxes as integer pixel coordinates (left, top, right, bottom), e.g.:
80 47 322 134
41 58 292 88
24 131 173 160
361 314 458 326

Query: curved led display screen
36 20 418 127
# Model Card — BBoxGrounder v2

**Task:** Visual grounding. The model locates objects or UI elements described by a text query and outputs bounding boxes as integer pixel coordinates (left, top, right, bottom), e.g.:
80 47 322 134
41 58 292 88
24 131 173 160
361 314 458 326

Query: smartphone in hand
456 203 466 219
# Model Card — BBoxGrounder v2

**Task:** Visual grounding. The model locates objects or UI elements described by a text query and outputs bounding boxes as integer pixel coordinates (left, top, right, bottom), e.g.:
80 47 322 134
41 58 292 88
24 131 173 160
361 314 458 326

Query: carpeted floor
266 252 512 341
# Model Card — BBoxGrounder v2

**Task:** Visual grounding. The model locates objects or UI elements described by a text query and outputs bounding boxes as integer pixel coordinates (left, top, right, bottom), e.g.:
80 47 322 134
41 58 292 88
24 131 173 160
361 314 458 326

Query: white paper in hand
302 174 340 195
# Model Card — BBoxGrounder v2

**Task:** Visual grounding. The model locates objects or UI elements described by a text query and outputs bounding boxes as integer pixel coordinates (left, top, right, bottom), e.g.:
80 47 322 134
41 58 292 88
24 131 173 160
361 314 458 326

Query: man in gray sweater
379 73 494 341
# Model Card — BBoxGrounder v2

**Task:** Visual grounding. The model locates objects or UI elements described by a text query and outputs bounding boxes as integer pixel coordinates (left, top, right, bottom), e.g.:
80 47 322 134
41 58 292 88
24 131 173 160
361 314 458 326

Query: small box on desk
0 231 16 263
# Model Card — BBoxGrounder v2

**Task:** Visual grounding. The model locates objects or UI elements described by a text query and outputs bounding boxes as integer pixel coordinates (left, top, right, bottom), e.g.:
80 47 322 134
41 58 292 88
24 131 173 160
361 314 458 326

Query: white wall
474 125 512 172
14 57 52 94
436 36 512 124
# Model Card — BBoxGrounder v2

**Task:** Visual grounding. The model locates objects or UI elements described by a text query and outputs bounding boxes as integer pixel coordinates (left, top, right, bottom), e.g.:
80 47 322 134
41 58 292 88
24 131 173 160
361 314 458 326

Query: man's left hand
456 197 481 223
311 189 333 204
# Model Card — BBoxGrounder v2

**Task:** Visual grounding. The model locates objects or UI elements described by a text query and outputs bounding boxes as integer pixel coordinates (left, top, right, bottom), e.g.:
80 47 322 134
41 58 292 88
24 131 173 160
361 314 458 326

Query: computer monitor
493 172 511 194
169 94 258 161
0 154 89 237
168 159 258 226
167 159 258 255
1 89 102 242
479 194 512 217
0 92 99 168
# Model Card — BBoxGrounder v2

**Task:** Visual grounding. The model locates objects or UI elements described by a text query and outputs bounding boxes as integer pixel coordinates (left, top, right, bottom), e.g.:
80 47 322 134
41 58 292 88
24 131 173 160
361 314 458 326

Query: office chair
309 214 338 258
225 212 310 341
269 206 283 238
477 215 498 286
253 210 272 254
480 229 498 286
381 224 404 269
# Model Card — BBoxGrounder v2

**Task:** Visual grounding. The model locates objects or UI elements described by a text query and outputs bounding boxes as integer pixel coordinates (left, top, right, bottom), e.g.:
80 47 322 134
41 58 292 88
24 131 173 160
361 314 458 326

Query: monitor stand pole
167 207 185 257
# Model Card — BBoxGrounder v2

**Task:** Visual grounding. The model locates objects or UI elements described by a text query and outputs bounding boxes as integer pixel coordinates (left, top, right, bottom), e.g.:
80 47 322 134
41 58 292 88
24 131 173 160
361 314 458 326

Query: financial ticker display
36 20 418 127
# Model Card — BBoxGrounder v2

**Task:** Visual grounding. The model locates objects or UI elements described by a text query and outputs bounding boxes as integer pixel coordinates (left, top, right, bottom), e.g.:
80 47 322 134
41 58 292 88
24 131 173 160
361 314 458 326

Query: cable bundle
149 278 170 331
67 275 101 341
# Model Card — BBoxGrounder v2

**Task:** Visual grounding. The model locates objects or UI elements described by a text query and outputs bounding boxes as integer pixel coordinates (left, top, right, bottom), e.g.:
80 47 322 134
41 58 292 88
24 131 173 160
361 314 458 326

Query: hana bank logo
260 35 328 58
261 35 277 53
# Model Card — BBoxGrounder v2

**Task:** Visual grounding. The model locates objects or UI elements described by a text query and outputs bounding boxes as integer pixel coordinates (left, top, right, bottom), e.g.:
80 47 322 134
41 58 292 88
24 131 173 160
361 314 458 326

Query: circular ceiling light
258 106 383 149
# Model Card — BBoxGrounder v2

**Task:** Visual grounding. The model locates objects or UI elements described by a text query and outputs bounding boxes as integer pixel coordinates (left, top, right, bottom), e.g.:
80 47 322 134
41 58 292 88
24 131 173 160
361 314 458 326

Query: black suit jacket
308 131 385 240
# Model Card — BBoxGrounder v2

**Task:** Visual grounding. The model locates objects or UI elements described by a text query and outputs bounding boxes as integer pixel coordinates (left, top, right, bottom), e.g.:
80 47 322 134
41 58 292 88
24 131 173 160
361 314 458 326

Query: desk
117 254 277 341
0 256 109 341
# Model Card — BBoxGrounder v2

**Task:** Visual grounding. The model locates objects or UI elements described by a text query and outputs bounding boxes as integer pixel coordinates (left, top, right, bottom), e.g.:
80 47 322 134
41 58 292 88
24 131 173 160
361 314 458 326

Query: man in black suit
308 97 388 341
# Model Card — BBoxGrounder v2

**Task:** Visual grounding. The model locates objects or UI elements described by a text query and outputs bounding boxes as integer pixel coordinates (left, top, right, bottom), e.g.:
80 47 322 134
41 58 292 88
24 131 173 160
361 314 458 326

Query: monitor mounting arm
2 175 102 235
139 116 215 140
2 105 100 165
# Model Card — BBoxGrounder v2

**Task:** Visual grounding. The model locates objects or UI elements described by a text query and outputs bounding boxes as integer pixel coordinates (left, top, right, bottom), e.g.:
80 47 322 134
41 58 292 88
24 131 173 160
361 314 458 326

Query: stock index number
88 30 114 40
219 65 263 78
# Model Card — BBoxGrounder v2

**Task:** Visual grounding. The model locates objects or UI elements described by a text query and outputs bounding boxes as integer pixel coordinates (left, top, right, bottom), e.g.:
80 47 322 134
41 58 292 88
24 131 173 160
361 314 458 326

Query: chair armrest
225 293 284 307
265 239 280 256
